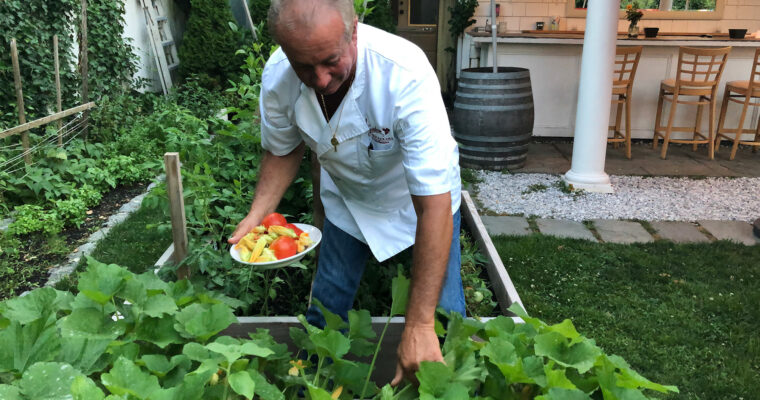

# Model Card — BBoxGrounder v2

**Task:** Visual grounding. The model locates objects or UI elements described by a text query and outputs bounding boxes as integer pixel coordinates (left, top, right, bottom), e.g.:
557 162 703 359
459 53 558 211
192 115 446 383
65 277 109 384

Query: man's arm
228 142 306 244
391 192 453 385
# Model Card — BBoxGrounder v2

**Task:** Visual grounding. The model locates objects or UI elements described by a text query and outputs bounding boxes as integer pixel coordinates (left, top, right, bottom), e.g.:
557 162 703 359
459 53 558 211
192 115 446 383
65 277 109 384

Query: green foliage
0 260 677 399
7 205 63 235
460 233 498 317
246 0 276 52
54 197 87 228
448 0 478 40
0 0 138 129
178 0 242 89
363 0 396 33
167 74 227 120
79 0 138 99
0 0 79 129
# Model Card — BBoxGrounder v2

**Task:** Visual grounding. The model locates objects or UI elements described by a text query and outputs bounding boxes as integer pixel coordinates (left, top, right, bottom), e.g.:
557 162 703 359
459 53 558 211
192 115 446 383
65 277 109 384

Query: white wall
123 0 187 92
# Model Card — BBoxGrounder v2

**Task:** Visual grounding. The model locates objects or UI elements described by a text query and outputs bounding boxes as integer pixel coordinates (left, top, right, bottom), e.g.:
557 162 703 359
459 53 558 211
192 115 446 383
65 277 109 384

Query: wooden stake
164 153 190 280
241 0 258 42
54 35 63 145
10 39 31 164
80 0 89 139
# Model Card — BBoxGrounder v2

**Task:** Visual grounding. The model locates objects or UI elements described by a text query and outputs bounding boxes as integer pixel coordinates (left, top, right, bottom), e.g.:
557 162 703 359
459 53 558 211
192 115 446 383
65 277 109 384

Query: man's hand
227 212 262 244
391 323 442 386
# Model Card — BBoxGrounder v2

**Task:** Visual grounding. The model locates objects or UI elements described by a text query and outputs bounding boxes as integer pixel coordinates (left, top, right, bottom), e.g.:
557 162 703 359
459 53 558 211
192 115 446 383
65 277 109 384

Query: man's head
268 0 358 95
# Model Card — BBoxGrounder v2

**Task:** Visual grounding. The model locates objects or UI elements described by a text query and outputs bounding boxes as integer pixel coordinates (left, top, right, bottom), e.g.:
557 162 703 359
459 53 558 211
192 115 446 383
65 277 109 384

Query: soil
1 181 150 299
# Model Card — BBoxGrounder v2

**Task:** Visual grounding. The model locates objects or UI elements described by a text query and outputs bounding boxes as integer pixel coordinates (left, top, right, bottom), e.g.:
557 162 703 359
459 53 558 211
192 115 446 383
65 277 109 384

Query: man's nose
313 66 331 91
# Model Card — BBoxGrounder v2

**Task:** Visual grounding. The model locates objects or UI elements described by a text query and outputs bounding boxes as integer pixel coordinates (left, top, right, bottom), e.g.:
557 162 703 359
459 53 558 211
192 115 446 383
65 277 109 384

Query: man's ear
352 17 358 42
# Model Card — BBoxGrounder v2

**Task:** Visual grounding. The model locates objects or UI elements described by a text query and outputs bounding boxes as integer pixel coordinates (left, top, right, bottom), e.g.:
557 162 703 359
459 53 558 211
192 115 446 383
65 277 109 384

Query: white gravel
473 172 760 222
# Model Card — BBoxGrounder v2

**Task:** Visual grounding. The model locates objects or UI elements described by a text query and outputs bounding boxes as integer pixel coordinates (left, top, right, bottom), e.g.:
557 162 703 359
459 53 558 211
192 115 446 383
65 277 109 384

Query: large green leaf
605 355 679 394
313 298 347 331
173 303 236 342
248 369 285 400
101 357 162 399
417 361 453 397
59 336 112 375
545 319 583 345
2 288 70 324
135 315 183 348
71 375 106 400
306 384 334 400
205 340 273 365
59 308 124 340
310 329 351 360
78 258 131 305
142 294 178 318
480 336 534 384
348 309 376 356
0 319 61 374
533 332 601 374
484 315 516 338
544 361 579 390
535 388 593 400
228 371 255 398
19 362 81 399
0 385 21 400
390 268 410 317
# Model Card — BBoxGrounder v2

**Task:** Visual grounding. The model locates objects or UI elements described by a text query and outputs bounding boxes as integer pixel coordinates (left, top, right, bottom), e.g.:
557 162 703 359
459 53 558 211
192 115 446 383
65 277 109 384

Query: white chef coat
259 23 461 262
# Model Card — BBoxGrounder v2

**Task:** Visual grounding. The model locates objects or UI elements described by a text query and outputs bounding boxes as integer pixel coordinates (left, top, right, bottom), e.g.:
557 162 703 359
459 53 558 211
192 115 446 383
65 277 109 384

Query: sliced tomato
270 236 298 259
261 212 288 229
284 223 304 236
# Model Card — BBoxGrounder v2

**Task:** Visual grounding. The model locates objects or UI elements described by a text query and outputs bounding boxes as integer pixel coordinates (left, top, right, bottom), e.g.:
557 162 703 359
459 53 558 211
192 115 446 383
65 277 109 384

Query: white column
563 0 620 194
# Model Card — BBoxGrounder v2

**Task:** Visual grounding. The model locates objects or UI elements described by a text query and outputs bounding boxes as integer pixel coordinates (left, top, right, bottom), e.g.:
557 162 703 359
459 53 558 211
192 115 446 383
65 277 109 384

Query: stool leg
715 89 730 154
625 93 632 159
708 94 716 160
731 97 751 160
694 100 705 153
754 113 760 153
661 92 679 159
614 97 624 148
653 87 665 150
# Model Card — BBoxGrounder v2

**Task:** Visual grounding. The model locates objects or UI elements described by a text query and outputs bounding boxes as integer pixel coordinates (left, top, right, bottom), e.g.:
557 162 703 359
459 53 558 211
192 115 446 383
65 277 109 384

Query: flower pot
628 23 639 38
644 27 659 38
729 29 747 39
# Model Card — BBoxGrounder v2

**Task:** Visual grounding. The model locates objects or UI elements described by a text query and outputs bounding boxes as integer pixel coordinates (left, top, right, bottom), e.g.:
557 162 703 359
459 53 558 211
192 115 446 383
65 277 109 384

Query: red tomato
270 236 297 259
261 212 288 229
284 223 303 236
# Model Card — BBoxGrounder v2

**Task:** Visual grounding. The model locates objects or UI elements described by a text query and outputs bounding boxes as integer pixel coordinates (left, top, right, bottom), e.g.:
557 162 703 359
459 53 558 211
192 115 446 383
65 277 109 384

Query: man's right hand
228 213 262 244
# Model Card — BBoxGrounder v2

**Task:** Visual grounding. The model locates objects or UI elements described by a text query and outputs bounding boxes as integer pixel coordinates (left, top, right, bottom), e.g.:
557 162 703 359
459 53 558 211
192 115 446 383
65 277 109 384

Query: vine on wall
0 0 137 129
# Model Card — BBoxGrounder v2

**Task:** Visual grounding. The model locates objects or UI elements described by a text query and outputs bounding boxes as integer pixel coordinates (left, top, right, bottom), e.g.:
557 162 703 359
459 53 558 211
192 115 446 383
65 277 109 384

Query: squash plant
0 256 677 399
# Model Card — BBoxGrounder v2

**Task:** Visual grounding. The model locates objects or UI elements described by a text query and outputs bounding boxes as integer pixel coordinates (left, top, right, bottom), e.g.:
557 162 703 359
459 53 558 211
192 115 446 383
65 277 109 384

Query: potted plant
625 3 644 38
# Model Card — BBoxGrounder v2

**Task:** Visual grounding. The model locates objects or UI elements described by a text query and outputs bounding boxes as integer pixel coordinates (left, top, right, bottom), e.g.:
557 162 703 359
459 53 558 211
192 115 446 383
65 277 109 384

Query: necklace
318 73 355 152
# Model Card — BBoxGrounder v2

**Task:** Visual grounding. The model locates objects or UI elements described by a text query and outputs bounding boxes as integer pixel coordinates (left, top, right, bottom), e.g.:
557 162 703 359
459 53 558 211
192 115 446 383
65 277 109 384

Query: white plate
229 223 322 270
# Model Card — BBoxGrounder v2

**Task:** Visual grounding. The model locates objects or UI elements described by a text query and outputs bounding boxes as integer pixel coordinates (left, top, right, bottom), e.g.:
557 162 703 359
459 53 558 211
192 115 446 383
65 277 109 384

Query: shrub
178 0 241 89
7 205 64 235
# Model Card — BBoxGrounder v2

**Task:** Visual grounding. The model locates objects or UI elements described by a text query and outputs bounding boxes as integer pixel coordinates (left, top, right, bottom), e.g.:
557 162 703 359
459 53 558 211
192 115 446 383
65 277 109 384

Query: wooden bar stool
609 46 642 159
653 46 731 159
714 48 760 160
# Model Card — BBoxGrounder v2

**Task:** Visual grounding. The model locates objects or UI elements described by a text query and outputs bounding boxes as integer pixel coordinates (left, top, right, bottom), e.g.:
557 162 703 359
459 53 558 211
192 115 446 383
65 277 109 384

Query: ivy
0 0 137 129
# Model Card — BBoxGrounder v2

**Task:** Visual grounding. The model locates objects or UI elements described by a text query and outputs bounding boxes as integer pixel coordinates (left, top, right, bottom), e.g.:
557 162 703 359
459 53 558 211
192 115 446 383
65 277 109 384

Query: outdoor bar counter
459 31 760 139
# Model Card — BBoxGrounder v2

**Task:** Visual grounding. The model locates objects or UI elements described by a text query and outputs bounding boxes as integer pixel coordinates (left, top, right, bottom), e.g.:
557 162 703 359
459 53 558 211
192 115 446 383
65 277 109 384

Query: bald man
228 0 464 385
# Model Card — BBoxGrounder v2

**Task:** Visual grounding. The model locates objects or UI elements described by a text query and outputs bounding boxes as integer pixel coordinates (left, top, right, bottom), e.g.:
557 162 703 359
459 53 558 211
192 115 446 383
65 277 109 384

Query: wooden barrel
453 67 534 170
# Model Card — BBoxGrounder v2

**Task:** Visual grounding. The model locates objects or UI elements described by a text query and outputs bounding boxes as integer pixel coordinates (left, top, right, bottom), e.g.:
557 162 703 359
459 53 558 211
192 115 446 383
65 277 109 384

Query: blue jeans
305 210 465 328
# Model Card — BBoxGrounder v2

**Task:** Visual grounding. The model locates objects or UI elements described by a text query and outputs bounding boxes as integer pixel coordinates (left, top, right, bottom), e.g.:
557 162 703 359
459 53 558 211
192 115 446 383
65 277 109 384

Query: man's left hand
391 323 442 386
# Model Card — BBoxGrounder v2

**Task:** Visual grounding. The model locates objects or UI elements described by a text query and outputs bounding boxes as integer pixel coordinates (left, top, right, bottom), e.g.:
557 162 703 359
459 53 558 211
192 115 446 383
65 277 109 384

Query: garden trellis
1 35 95 167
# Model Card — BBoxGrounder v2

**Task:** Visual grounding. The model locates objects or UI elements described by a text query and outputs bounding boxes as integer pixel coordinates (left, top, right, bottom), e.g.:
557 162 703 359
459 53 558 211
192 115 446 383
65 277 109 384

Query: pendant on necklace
331 136 339 152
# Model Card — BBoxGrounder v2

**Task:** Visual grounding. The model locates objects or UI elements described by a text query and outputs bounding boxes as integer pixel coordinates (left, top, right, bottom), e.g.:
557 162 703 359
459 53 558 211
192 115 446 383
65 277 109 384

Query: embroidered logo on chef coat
368 126 394 151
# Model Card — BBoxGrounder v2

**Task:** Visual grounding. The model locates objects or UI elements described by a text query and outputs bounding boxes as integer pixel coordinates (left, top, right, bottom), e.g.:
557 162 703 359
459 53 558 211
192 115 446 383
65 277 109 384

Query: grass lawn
493 234 759 399
54 201 171 291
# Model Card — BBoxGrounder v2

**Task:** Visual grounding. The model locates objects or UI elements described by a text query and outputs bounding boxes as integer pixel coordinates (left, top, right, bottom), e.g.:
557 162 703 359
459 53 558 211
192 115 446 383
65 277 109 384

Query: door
395 0 439 70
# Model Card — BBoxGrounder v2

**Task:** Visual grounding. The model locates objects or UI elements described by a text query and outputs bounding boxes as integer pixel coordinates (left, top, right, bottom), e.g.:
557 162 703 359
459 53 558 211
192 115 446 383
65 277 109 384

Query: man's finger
390 362 403 387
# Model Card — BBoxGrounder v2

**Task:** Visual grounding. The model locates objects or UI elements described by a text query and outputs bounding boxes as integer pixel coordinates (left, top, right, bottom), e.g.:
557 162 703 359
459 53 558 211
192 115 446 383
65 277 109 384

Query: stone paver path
648 221 711 243
535 218 596 241
698 220 759 246
481 216 531 237
592 219 654 244
479 215 759 246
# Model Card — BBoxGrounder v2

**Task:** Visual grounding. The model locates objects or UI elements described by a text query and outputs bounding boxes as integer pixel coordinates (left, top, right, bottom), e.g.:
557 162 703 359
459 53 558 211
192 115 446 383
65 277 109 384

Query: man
228 0 463 385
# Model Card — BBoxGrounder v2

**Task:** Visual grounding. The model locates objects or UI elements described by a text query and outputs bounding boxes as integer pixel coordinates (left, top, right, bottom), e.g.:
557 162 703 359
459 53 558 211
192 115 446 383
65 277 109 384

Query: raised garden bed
154 190 524 385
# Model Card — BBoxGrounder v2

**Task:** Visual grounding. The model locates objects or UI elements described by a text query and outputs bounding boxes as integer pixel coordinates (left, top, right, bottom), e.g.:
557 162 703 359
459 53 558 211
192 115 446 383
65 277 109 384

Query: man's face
278 9 357 95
